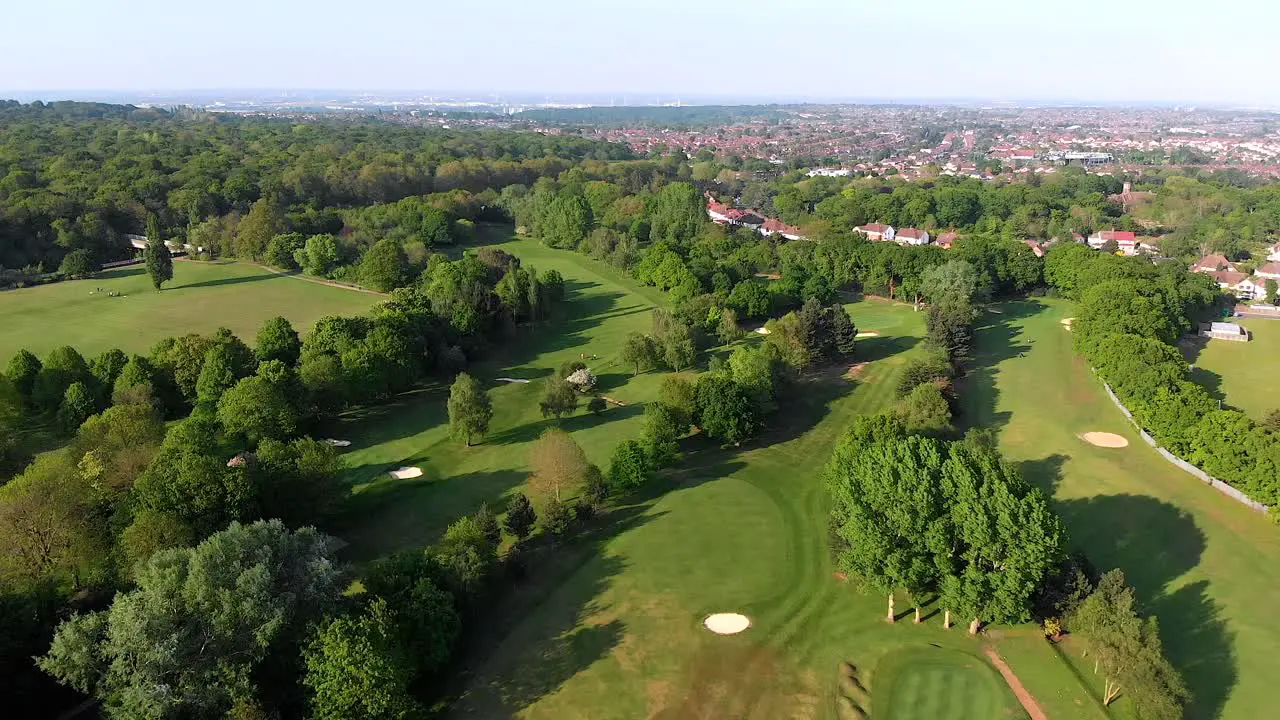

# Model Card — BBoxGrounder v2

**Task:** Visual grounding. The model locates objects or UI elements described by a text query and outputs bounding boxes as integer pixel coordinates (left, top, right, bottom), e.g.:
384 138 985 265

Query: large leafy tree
825 431 950 622
255 316 302 366
939 437 1065 632
303 599 419 720
38 521 343 719
5 349 42 398
694 374 761 446
606 438 651 492
143 215 173 291
1070 570 1189 717
528 428 590 503
216 375 298 445
447 372 493 445
360 238 410 291
538 376 579 419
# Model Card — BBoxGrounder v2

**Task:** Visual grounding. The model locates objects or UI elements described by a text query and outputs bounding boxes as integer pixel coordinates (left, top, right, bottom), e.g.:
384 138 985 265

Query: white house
761 218 805 241
855 223 895 242
1209 270 1267 301
1255 262 1280 281
1267 242 1280 262
896 227 931 246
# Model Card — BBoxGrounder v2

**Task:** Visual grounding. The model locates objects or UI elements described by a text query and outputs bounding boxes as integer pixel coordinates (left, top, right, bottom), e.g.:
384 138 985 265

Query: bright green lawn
334 236 1092 718
873 646 1015 720
0 261 379 361
1183 318 1280 422
962 299 1280 720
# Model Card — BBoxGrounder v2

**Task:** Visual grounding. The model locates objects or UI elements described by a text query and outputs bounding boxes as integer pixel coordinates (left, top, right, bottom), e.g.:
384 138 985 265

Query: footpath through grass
0 260 378 360
331 234 1095 718
962 298 1280 720
1182 317 1280 423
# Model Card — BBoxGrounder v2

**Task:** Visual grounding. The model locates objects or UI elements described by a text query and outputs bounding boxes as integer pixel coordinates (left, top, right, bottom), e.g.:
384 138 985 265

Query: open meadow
962 299 1280 720
331 237 1100 719
0 261 379 360
1182 317 1280 423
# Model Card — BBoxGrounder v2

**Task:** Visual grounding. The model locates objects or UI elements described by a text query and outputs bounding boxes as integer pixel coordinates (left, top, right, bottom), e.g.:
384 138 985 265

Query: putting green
873 647 1016 720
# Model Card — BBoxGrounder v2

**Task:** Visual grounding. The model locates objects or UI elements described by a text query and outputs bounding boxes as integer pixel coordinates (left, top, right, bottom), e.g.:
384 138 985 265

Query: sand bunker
754 327 770 335
703 613 751 635
1080 432 1128 448
388 466 424 479
324 439 351 448
1060 317 1075 329
496 377 530 383
855 331 880 338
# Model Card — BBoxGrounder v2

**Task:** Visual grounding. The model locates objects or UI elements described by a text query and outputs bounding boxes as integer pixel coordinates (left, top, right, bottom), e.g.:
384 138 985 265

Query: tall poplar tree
143 215 173 291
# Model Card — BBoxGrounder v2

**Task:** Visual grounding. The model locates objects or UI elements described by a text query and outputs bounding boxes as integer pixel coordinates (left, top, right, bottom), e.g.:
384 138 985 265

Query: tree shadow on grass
1186 366 1226 406
1150 580 1236 720
855 334 920 363
439 496 675 716
1016 454 1068 498
488 403 646 446
172 271 280 291
1053 493 1236 719
954 301 1039 433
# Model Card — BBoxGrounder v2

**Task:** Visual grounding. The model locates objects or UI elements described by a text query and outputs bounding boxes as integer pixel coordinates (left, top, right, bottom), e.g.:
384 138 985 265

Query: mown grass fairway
963 299 1280 720
873 646 1015 720
333 236 1094 718
0 261 379 360
1182 317 1280 422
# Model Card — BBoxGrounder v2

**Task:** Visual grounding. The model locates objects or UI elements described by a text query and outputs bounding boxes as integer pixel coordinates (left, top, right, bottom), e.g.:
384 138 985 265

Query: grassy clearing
962 298 1280 720
0 260 378 360
1182 317 1280 422
331 235 1093 717
872 646 1018 720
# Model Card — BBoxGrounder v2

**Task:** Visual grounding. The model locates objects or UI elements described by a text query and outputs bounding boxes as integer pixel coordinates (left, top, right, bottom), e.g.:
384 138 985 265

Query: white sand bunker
753 327 770 335
496 377 530 384
323 439 351 447
855 331 880 338
1080 432 1128 448
703 613 751 635
1060 317 1075 329
388 466 424 479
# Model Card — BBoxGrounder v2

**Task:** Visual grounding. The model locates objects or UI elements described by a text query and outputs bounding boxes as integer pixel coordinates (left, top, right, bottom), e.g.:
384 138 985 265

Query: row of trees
1047 243 1280 507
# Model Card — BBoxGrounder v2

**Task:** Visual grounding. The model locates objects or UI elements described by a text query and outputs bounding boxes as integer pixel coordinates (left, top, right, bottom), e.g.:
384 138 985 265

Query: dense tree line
1046 243 1280 507
0 100 631 282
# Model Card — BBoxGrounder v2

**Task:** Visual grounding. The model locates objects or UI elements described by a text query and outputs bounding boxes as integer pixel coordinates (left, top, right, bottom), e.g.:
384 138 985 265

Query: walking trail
253 264 389 296
983 645 1047 720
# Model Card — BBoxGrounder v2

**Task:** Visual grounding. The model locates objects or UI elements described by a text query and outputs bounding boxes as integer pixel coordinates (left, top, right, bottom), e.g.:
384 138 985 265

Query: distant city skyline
6 0 1280 107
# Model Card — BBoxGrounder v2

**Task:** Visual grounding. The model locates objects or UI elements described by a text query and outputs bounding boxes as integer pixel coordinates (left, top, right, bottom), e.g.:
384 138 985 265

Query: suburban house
1206 270 1267 301
127 234 187 255
896 227 931 245
935 231 958 249
1020 239 1045 257
1192 254 1238 273
855 223 896 242
1267 242 1280 262
705 193 805 240
760 218 805 241
1087 230 1136 249
1255 262 1280 281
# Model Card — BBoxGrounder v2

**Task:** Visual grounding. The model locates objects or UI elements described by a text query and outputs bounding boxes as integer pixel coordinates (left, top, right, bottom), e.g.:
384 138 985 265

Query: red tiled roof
1096 230 1137 241
1194 254 1235 271
936 231 959 243
857 223 890 233
762 218 802 235
1257 262 1280 276
897 228 927 240
1211 270 1248 286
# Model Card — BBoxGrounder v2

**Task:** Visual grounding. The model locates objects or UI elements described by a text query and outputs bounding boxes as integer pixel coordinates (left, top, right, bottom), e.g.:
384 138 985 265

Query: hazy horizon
6 0 1280 107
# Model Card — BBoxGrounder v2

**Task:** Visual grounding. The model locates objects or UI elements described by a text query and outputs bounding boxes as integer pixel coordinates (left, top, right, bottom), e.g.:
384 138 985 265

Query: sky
3 0 1279 106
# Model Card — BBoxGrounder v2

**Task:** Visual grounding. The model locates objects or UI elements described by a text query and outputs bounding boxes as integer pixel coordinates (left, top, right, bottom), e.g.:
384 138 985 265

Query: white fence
1099 380 1269 515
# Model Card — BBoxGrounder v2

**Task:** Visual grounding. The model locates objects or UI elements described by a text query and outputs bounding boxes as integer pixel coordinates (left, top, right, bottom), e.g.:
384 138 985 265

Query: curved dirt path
983 645 1047 720
252 263 389 296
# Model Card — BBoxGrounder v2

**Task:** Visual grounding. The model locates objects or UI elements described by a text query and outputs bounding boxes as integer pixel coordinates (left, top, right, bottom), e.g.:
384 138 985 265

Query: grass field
331 235 1097 718
0 261 379 360
873 646 1016 720
1182 317 1280 422
962 299 1280 720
